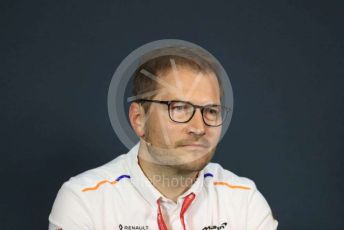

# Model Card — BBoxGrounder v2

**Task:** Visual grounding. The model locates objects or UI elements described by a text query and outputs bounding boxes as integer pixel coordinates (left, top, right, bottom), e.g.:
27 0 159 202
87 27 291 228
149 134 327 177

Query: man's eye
208 108 219 115
173 105 186 111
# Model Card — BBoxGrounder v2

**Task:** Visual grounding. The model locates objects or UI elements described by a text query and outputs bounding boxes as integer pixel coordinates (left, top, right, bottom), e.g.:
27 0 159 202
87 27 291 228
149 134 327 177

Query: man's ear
129 102 146 137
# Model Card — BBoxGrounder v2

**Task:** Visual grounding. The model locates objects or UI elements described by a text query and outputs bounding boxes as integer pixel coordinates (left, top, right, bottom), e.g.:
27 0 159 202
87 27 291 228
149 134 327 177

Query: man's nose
187 108 206 135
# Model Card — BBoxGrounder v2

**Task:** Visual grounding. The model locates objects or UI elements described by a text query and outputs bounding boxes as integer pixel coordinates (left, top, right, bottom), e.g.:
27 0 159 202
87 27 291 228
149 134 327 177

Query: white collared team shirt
49 143 278 230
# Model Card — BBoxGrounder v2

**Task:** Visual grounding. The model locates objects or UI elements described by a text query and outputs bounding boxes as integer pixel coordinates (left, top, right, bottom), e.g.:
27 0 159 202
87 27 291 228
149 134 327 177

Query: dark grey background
1 0 343 229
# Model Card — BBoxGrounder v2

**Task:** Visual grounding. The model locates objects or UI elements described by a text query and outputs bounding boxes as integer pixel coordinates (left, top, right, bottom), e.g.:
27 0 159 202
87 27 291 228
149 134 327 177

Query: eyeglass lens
169 101 226 126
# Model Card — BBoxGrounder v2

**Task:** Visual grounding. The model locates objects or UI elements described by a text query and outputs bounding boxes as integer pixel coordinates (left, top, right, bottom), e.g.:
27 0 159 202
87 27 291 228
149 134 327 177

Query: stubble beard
143 125 217 173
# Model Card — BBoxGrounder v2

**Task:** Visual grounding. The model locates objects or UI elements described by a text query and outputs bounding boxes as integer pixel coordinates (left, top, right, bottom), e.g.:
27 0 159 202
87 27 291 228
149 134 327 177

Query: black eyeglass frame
134 99 231 127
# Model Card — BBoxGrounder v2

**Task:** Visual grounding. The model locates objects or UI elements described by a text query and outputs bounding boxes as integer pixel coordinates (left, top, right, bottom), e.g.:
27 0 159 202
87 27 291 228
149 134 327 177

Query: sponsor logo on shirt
118 224 149 230
201 222 228 230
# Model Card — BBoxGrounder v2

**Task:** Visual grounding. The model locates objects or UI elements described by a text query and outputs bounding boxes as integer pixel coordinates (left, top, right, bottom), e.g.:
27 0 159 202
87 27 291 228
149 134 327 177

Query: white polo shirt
49 142 278 230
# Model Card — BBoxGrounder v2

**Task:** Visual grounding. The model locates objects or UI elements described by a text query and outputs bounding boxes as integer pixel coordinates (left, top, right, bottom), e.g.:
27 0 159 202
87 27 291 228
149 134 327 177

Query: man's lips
179 143 209 148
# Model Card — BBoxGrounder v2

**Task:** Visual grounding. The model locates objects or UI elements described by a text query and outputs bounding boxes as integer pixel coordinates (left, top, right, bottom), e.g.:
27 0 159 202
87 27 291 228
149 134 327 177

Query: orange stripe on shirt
214 181 251 190
81 174 130 192
82 180 118 192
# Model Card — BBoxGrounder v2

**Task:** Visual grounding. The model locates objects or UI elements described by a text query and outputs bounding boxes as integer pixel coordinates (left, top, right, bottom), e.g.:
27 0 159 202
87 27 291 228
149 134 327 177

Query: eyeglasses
134 99 230 127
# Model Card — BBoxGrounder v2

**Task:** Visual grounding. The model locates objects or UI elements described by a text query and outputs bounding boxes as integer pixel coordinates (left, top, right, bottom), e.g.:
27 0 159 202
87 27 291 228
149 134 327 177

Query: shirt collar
126 142 205 208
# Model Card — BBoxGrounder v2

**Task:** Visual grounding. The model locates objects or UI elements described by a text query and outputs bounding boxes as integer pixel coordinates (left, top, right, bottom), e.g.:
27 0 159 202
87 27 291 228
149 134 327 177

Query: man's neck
137 144 199 203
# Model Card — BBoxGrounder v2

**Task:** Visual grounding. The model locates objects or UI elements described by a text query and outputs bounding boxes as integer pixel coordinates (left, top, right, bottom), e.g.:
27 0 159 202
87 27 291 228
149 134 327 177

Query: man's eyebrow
204 103 222 107
170 99 221 106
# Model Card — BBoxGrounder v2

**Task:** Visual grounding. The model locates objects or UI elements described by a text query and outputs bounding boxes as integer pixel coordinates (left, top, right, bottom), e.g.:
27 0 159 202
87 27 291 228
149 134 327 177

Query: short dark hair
132 47 224 112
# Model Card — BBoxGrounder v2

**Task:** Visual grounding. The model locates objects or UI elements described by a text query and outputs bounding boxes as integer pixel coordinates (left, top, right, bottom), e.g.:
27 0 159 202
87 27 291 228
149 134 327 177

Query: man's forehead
153 67 221 104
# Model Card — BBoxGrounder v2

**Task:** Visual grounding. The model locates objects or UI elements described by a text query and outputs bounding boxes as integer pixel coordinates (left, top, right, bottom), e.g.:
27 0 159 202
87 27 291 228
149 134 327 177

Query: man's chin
169 149 215 172
145 144 216 169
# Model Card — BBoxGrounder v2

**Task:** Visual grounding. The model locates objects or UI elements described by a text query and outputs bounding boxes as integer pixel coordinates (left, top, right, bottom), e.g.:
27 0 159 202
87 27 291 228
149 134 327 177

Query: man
49 47 278 229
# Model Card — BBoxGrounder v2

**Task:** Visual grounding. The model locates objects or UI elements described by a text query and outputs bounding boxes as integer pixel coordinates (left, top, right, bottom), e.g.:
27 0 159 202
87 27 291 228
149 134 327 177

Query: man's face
142 65 222 173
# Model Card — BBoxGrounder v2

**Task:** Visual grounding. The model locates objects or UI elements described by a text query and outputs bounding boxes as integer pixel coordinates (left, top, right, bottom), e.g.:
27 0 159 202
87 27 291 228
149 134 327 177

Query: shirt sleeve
246 185 278 230
48 182 94 230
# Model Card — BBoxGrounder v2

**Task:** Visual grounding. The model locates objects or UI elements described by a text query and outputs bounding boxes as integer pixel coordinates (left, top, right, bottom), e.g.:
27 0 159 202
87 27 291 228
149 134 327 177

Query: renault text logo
118 224 149 230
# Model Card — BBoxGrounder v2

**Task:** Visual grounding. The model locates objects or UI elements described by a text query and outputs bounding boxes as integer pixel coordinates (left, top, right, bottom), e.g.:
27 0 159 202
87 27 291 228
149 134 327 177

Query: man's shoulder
204 162 256 191
61 153 130 193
